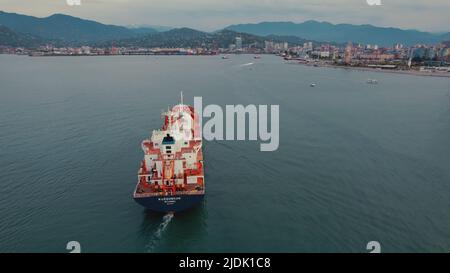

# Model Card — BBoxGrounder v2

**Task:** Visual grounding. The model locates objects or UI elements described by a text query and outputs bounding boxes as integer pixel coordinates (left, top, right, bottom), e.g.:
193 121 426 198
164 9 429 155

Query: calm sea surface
0 54 449 252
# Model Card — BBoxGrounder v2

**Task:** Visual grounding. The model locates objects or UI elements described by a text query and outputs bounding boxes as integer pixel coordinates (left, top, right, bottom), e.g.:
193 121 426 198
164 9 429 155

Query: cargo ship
133 93 205 212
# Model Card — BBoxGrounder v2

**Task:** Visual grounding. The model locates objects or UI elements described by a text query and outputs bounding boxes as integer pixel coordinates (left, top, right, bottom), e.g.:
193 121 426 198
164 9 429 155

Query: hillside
226 21 450 46
105 28 308 48
0 11 141 44
0 25 44 47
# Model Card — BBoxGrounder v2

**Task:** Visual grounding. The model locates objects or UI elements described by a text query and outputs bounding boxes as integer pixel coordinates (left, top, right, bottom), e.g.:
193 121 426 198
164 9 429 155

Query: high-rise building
303 42 313 52
344 42 353 64
394 43 404 50
265 41 274 53
235 37 242 50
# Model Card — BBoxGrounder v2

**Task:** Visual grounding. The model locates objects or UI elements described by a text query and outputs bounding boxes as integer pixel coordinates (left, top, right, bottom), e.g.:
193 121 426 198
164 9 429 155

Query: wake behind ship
133 94 205 212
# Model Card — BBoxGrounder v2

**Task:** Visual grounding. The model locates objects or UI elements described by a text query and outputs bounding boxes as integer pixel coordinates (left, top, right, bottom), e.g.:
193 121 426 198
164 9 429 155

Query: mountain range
0 11 151 44
226 21 450 47
0 25 44 47
107 28 309 48
1 11 449 48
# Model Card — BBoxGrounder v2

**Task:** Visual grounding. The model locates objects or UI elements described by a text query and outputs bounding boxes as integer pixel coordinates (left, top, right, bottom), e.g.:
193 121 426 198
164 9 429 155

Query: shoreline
2 52 449 78
285 61 450 78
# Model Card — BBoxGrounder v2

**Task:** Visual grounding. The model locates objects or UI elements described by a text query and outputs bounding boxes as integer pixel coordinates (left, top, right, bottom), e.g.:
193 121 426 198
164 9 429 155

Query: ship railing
135 189 204 197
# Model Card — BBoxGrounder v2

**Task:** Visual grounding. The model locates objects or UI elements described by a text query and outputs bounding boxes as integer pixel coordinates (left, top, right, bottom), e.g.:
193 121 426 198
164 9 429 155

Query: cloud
1 0 449 32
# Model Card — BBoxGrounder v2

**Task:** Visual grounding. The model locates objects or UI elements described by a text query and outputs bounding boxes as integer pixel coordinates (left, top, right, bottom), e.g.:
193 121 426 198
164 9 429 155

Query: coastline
285 61 450 78
2 52 450 78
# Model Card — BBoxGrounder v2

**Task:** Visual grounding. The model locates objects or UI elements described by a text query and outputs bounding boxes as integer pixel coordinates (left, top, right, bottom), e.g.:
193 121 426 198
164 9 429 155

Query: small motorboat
366 79 378 84
310 83 316 87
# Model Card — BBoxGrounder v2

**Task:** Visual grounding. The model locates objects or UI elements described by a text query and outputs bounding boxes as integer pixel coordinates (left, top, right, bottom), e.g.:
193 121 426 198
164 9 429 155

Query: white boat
366 79 378 84
310 83 316 87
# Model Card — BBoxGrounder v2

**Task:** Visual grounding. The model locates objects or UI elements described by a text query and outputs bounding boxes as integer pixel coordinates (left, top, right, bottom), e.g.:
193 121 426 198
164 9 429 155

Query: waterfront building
344 42 353 64
235 37 242 50
265 41 274 53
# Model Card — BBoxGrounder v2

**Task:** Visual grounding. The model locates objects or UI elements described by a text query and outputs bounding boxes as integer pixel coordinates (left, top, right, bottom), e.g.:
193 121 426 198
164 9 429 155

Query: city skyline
1 0 450 33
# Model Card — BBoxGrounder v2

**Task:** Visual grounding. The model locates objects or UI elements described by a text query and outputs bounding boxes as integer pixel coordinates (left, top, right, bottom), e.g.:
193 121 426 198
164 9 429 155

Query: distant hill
105 28 309 48
5 10 446 49
440 33 450 42
0 11 139 44
0 25 45 47
226 21 450 46
110 28 212 48
265 34 328 46
211 29 297 48
128 27 158 35
217 30 313 47
127 24 173 32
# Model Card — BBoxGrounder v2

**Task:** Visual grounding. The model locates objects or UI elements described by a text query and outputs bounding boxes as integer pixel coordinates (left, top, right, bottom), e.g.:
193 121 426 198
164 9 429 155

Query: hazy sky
1 0 449 32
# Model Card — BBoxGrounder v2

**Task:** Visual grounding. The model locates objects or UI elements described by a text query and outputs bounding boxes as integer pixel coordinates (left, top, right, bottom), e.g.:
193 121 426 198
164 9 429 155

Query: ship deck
134 184 204 197
134 104 204 200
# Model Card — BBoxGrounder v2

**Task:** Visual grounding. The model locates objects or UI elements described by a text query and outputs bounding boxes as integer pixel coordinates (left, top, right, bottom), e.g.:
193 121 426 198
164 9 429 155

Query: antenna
180 91 184 106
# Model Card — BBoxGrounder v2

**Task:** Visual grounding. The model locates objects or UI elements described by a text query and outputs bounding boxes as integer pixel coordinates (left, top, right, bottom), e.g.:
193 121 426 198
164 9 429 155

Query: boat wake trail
146 213 174 252
239 62 254 67
155 213 174 238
